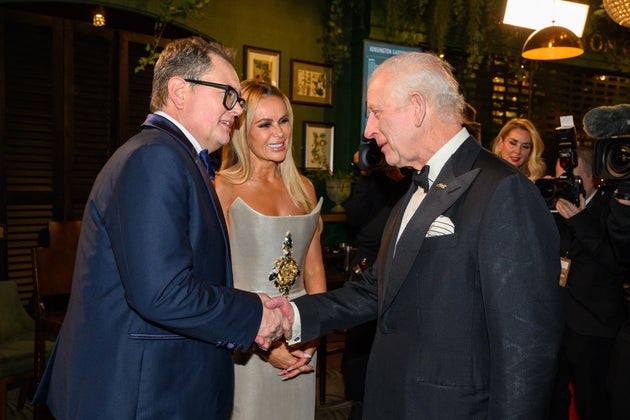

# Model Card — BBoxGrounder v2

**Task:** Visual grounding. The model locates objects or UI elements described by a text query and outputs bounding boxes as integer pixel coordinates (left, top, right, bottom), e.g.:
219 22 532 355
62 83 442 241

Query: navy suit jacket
35 114 262 419
295 137 564 419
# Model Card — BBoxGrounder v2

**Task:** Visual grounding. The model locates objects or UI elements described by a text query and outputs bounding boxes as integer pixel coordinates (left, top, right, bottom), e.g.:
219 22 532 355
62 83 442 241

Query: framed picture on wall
290 60 333 106
243 45 280 87
303 122 334 171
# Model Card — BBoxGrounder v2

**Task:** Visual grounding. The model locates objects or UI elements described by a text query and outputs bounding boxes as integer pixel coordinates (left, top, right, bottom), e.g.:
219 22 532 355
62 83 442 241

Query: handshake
254 294 296 350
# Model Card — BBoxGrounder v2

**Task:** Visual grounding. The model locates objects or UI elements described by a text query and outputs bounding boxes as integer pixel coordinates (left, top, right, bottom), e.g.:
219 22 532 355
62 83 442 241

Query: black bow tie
199 149 219 180
413 165 430 192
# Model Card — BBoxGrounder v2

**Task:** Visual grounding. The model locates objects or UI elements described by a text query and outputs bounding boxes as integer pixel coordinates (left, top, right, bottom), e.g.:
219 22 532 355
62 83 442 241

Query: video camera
535 125 584 209
593 136 630 181
357 137 389 172
583 104 630 200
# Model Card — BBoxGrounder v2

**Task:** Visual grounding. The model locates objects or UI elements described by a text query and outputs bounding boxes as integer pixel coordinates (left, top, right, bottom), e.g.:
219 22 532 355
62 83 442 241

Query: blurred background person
341 149 411 419
214 80 326 420
607 195 630 420
491 117 546 181
548 146 628 420
582 102 630 420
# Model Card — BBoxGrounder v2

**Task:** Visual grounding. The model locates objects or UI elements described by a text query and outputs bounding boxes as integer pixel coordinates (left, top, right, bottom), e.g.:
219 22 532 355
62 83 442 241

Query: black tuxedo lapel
142 114 232 274
377 183 416 305
380 137 482 314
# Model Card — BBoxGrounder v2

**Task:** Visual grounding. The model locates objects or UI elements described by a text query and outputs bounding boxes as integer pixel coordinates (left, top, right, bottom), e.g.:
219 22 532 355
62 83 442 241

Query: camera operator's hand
613 181 630 205
555 195 586 219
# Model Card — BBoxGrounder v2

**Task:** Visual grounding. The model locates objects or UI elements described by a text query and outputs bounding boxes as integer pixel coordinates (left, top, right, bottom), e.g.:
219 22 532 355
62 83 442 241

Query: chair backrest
32 247 76 298
48 220 81 249
31 221 81 316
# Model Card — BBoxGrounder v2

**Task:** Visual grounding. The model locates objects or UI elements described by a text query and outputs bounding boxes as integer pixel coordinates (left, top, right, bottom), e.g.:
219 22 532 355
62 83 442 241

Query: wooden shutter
1 10 63 302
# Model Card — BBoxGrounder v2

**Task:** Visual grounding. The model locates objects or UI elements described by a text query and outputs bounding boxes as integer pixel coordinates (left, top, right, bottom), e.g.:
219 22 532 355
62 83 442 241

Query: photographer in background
607 194 630 420
341 147 411 419
548 146 628 420
583 103 630 420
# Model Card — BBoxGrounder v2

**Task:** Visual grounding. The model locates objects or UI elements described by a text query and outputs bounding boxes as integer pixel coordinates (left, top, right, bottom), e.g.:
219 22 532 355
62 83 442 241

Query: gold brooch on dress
268 231 300 297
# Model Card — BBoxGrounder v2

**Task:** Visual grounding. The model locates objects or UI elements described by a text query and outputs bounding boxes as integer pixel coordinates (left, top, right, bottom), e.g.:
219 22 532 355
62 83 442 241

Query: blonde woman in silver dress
214 80 326 419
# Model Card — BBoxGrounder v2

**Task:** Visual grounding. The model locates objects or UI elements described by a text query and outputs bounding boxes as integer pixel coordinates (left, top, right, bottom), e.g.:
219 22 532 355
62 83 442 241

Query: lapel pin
436 183 447 189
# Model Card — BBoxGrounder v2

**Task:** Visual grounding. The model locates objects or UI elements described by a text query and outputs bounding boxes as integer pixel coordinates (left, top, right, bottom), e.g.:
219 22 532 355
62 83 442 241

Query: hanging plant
373 0 501 80
135 0 210 73
318 0 352 83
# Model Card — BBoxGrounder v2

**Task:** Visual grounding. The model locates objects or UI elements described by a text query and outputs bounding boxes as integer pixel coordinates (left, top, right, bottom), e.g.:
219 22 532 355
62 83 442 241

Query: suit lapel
379 183 416 303
380 137 481 314
142 114 232 277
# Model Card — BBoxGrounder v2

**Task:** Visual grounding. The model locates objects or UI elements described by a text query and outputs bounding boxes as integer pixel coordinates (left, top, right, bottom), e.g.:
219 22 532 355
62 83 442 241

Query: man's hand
254 293 293 351
265 295 295 330
555 195 585 219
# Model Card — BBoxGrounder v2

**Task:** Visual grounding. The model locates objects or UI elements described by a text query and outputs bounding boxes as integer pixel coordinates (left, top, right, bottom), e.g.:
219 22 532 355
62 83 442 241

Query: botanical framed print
243 45 280 87
303 122 334 171
290 60 333 106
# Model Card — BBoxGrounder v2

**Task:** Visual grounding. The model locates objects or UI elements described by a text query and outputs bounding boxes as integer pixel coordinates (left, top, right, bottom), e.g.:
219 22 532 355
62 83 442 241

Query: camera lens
357 139 387 171
536 179 557 201
606 143 630 178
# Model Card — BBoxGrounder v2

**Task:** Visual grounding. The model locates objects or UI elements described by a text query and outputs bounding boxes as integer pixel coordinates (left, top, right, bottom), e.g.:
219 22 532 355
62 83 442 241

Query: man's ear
410 92 426 127
168 77 187 109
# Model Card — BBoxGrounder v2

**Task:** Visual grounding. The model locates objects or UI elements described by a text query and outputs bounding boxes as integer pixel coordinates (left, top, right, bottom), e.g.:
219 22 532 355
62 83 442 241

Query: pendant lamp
521 23 584 60
603 0 630 28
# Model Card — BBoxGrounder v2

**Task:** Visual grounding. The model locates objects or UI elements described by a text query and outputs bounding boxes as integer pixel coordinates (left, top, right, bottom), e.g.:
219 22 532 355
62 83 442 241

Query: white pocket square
426 215 455 237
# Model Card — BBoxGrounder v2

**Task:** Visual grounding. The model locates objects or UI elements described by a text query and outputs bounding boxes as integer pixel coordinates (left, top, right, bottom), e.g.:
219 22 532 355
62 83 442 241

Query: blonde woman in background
214 80 326 420
491 118 546 181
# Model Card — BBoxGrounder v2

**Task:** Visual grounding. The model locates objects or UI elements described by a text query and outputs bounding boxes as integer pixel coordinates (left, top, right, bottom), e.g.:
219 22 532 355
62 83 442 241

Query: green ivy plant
135 0 210 73
318 0 352 83
319 0 503 83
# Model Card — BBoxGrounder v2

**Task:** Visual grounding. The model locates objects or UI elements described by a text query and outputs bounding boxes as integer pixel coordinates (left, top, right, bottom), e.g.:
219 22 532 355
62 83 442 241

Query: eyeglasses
184 79 246 111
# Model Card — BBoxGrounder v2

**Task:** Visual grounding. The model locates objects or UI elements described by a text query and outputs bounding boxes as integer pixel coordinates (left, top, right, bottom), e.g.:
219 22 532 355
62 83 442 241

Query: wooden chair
31 221 81 388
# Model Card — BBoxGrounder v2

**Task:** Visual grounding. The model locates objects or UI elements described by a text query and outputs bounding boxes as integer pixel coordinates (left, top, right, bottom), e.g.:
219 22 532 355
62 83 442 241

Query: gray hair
372 52 465 124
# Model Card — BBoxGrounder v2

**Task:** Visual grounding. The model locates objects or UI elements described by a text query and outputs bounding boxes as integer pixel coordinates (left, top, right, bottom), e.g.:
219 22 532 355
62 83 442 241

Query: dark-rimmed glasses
184 79 246 111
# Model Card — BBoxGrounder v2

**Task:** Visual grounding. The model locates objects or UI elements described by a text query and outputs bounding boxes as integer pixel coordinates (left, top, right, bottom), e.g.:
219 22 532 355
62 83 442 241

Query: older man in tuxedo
274 52 564 419
34 37 290 419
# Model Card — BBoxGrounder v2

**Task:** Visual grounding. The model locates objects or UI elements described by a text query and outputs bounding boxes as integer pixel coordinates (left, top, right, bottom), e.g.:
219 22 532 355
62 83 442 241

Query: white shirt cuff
286 301 302 345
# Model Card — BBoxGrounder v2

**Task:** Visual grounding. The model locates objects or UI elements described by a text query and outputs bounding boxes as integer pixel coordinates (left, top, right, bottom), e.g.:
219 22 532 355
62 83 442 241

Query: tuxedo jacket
34 114 262 419
295 137 564 419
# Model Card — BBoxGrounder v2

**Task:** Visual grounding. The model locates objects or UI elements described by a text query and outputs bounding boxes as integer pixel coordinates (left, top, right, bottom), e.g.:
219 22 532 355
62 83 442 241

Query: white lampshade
503 0 589 37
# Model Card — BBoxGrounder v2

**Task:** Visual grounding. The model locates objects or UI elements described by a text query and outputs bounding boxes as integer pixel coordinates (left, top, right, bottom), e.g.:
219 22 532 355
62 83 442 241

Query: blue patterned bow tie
199 149 219 180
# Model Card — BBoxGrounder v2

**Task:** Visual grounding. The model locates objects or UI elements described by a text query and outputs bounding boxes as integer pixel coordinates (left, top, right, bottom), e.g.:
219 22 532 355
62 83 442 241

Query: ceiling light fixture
521 22 584 60
93 13 106 27
603 0 630 28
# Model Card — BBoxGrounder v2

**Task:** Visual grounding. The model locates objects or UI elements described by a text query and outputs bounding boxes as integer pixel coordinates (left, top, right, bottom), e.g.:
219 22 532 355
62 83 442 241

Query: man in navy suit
274 52 564 419
34 37 290 419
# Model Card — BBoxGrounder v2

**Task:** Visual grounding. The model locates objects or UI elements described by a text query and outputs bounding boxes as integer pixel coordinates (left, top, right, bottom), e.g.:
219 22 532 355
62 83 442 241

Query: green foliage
322 0 504 82
318 0 352 83
135 0 210 73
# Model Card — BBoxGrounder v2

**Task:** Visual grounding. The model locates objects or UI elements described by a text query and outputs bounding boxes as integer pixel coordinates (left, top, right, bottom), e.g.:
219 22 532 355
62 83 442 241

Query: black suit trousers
549 327 614 420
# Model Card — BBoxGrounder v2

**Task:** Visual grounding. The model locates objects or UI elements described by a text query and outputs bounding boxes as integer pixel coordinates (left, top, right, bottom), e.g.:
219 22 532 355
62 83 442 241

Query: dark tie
199 149 219 180
413 165 430 193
